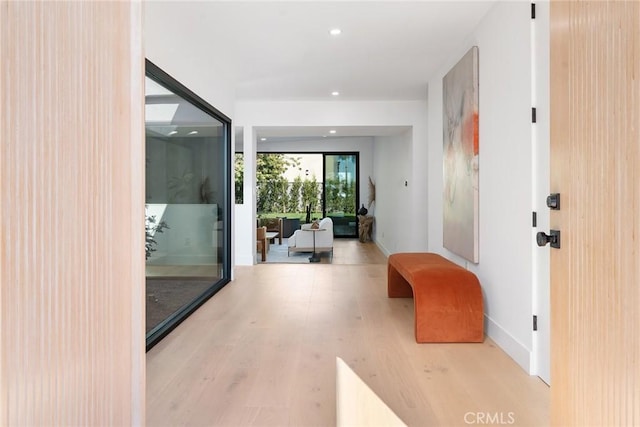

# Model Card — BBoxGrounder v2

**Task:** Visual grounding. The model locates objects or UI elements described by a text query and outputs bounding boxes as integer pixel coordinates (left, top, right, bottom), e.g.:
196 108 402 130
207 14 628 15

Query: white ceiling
148 1 496 140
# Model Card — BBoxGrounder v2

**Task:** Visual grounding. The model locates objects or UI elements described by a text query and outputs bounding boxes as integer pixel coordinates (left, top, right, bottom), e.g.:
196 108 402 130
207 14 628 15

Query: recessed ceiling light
188 130 198 135
329 130 337 134
260 137 267 141
329 28 342 36
331 91 340 96
168 130 178 136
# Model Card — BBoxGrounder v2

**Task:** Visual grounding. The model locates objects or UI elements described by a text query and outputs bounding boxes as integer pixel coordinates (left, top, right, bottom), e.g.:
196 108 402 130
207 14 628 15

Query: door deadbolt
537 230 561 249
546 193 560 210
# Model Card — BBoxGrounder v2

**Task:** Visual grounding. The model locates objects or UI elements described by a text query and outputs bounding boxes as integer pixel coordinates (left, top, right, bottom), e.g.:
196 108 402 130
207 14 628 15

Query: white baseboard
234 254 255 266
375 240 391 258
485 315 531 373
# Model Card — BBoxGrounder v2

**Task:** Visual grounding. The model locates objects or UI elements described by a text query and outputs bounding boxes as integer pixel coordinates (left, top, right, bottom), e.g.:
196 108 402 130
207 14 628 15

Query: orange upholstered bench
388 253 484 343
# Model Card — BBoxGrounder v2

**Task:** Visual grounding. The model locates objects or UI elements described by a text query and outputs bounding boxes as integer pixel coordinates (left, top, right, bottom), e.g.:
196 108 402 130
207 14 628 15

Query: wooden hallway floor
146 240 549 426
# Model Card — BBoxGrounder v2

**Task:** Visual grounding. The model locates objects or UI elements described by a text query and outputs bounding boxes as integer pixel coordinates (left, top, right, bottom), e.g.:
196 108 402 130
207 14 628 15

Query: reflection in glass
324 154 358 237
144 73 228 339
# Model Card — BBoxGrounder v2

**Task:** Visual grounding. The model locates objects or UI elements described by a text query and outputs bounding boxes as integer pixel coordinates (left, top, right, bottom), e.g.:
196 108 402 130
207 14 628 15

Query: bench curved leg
387 264 413 298
413 281 484 343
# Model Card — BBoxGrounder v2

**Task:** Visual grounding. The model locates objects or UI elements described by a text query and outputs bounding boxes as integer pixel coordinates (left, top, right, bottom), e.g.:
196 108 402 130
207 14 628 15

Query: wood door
1 2 145 425
550 1 640 424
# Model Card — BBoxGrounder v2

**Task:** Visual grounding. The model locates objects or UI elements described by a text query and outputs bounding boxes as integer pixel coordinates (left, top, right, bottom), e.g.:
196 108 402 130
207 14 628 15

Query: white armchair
288 217 334 257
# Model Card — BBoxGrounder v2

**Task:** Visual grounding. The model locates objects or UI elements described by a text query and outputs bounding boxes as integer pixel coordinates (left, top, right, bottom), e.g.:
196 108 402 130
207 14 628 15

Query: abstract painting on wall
443 46 479 263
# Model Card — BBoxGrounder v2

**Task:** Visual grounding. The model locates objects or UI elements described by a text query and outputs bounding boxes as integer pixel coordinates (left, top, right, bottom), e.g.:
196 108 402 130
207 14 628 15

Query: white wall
373 130 414 255
427 2 536 371
144 3 235 117
234 100 428 265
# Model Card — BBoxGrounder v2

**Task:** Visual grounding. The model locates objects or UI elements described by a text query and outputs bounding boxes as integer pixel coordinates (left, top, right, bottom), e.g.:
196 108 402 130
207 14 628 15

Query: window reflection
144 71 229 342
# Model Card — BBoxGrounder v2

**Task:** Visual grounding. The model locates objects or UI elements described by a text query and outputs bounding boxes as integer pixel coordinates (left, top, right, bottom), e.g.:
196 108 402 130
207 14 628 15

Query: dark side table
303 228 325 263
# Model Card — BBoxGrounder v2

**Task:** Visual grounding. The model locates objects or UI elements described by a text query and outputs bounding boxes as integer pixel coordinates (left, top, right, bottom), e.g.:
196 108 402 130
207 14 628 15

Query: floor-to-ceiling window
254 152 359 238
324 153 359 237
145 60 231 349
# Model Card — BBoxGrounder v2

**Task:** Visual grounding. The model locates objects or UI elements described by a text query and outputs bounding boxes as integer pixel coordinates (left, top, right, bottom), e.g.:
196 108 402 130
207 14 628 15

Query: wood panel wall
550 1 640 425
0 2 145 425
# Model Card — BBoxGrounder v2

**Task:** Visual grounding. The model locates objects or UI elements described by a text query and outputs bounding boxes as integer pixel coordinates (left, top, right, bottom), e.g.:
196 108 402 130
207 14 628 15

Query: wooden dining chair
256 226 268 262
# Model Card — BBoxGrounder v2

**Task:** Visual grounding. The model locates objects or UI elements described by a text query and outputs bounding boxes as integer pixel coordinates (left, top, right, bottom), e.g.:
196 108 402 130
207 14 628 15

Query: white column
233 125 257 265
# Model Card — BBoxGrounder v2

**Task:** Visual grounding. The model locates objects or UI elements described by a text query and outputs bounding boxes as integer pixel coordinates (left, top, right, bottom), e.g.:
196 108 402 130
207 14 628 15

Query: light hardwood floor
146 240 549 426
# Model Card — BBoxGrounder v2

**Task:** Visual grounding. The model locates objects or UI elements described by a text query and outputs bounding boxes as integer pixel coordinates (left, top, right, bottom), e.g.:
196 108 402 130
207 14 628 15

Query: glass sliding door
324 153 358 237
145 60 231 349
250 151 359 238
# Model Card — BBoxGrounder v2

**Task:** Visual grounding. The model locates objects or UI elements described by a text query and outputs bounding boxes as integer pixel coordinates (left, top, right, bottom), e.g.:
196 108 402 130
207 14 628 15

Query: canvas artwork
443 46 479 263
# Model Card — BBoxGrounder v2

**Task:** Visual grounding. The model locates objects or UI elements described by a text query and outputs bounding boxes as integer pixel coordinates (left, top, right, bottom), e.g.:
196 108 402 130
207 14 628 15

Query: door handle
537 230 561 249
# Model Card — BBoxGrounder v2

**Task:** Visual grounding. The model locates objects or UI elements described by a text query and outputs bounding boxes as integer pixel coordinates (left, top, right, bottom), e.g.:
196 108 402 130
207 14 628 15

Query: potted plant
145 214 169 260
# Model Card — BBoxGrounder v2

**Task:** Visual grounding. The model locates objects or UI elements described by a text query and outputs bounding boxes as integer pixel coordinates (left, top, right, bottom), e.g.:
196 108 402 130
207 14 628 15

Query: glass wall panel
145 61 230 348
324 153 358 237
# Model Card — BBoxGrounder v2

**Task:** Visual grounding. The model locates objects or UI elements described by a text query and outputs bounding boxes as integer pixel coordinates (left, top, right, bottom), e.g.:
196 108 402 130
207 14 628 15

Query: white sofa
288 217 334 257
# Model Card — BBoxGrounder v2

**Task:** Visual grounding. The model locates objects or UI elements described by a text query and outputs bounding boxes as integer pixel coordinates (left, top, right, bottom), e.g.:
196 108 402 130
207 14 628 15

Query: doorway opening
249 152 359 237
